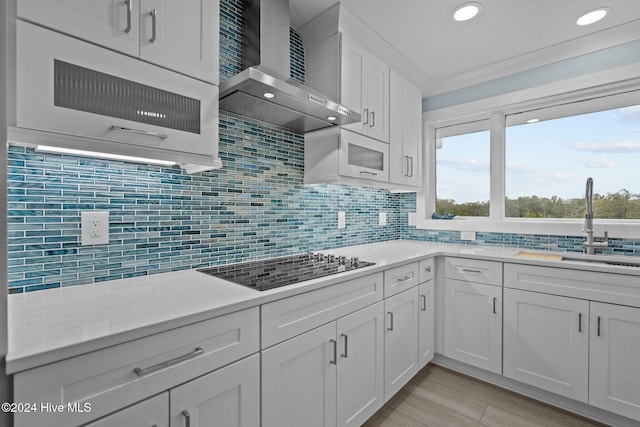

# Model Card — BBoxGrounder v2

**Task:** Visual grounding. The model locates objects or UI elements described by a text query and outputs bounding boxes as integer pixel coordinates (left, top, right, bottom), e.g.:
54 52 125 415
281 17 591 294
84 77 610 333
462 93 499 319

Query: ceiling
289 0 640 96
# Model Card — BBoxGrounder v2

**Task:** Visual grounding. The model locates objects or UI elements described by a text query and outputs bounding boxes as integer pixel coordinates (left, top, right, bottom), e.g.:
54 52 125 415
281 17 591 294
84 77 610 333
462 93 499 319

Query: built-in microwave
10 20 220 169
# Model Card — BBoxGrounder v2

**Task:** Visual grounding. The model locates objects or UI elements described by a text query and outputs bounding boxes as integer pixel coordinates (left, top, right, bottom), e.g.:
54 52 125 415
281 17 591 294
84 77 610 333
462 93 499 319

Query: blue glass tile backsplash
6 0 640 293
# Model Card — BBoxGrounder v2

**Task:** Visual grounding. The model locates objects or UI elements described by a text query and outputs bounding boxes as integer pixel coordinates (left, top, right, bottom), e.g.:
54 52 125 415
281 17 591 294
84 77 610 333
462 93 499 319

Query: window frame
417 83 640 239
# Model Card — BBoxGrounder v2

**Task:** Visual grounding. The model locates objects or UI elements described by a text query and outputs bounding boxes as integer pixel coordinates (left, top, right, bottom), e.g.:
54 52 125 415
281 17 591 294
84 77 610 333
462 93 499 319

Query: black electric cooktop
198 252 375 291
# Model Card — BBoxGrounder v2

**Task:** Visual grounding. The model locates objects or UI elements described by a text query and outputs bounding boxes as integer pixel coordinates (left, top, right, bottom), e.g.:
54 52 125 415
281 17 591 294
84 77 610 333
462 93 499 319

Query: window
422 87 640 235
436 123 490 217
506 99 640 219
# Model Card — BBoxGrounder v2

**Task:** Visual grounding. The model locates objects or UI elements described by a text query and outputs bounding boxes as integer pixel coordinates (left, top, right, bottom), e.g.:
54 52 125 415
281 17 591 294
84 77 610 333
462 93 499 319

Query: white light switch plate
379 212 387 226
81 211 110 245
338 212 346 229
460 231 476 241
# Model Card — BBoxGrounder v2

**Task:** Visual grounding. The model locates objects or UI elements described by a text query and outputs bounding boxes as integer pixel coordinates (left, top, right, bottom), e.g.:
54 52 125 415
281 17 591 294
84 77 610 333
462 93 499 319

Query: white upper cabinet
17 0 141 57
340 35 389 143
389 70 422 188
139 0 219 84
18 0 219 84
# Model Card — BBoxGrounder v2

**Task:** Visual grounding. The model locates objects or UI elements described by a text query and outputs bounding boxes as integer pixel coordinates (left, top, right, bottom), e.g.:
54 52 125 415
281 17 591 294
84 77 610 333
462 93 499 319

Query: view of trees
436 189 640 219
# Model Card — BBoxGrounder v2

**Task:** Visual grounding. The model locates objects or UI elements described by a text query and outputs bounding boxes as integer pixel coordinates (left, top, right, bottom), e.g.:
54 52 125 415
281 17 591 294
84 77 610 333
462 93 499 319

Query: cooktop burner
198 252 375 291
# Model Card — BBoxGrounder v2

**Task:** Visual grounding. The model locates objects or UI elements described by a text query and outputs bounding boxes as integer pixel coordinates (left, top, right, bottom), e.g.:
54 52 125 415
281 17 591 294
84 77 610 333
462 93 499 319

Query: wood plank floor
363 364 609 427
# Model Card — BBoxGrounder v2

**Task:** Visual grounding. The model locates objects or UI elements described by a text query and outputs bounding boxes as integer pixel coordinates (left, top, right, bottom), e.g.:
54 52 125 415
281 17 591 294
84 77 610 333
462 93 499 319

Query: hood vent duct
219 0 360 133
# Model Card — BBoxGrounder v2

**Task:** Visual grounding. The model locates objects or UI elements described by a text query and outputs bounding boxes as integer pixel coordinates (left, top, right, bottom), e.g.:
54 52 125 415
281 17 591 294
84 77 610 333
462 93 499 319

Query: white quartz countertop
7 240 640 373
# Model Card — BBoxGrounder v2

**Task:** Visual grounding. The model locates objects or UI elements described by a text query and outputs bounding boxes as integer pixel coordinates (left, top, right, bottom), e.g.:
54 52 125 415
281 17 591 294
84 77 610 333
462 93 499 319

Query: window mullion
490 112 506 220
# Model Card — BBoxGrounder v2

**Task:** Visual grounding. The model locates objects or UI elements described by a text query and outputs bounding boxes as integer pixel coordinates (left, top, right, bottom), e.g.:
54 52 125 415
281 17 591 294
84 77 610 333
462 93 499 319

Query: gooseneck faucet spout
583 177 608 254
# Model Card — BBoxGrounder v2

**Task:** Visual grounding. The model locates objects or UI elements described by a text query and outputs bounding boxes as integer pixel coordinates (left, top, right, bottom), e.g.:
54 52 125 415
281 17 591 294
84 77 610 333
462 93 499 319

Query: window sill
414 216 640 239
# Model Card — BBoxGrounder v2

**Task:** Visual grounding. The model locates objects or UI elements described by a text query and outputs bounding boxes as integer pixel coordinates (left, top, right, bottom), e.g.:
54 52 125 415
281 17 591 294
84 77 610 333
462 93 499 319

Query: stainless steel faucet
583 177 608 254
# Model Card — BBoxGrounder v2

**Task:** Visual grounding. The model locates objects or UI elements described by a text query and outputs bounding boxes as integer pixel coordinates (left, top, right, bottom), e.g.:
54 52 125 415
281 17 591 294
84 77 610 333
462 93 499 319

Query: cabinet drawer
85 393 168 427
13 307 259 427
418 258 434 283
261 272 383 348
445 257 502 286
384 262 420 297
504 263 640 307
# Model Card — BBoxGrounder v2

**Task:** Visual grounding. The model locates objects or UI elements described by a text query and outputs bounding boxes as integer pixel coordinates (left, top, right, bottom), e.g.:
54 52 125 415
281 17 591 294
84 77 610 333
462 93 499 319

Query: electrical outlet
408 212 416 226
460 231 476 241
81 211 110 245
379 212 387 226
337 212 346 229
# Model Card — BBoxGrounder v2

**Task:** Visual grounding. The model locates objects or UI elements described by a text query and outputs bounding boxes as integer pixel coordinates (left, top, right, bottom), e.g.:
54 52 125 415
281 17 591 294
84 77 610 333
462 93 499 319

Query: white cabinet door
85 393 168 427
340 36 389 143
139 0 219 84
444 279 502 374
336 302 385 427
389 70 421 187
262 323 337 427
170 354 260 427
590 302 640 421
418 280 435 368
384 287 420 401
17 0 140 56
503 289 589 402
365 54 390 143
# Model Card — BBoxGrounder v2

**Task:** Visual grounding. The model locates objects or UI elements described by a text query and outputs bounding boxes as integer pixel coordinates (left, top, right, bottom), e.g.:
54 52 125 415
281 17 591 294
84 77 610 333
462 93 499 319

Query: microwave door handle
109 125 168 140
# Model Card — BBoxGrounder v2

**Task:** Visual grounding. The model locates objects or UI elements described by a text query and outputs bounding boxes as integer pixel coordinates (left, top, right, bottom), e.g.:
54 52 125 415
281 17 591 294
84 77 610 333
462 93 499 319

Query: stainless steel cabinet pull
359 171 378 176
420 295 427 311
409 157 414 177
578 313 582 333
597 316 601 336
424 266 431 273
387 312 394 331
404 156 410 176
123 0 132 33
492 297 497 314
149 9 158 43
109 125 168 140
341 333 348 358
370 111 375 127
330 339 337 364
134 347 204 376
397 275 412 283
362 109 369 125
182 409 191 427
461 268 482 274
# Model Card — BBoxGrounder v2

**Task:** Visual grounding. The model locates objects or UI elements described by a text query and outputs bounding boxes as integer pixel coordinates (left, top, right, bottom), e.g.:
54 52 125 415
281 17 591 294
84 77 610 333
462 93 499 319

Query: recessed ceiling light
576 8 609 26
452 3 482 22
327 116 337 121
263 92 275 99
526 118 540 124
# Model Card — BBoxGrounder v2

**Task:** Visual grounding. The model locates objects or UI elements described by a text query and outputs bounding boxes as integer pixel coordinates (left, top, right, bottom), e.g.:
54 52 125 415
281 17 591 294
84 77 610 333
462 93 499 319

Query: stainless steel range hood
219 0 360 133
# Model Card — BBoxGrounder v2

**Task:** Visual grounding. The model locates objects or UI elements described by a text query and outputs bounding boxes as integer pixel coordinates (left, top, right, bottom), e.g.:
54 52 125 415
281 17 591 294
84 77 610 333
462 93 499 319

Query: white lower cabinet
384 287 420 400
590 302 640 421
85 393 168 427
503 289 589 402
443 279 502 374
170 354 260 427
418 280 435 368
262 302 384 427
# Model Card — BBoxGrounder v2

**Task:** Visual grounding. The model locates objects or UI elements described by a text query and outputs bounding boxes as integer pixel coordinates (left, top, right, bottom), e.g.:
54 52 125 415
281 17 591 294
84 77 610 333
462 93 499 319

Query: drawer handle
424 265 431 273
387 312 394 331
109 125 168 140
492 297 497 314
360 171 378 176
330 339 337 365
420 294 427 311
123 0 132 33
578 313 582 333
397 275 412 283
461 268 483 274
182 409 191 427
149 9 158 43
134 346 204 376
341 333 348 358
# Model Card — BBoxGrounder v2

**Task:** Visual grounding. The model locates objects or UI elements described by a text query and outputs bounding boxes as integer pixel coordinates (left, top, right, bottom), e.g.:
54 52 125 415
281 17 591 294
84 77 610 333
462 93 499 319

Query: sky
436 104 640 204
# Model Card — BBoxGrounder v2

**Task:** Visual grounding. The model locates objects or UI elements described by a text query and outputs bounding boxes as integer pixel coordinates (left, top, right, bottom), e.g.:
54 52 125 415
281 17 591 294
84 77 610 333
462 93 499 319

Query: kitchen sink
515 250 640 268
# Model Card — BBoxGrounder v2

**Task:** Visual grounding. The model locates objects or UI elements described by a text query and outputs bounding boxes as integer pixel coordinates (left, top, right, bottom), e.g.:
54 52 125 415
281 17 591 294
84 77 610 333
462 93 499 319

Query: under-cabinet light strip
35 145 177 166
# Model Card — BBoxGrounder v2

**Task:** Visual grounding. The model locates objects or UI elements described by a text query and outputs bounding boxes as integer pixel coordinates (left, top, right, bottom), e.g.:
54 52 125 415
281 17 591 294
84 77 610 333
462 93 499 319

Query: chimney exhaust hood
218 0 360 133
